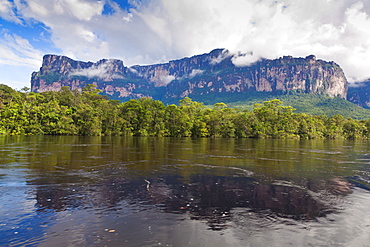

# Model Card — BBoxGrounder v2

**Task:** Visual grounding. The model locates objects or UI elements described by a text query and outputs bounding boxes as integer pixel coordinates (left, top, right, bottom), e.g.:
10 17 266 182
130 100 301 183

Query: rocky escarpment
347 81 370 109
31 49 348 101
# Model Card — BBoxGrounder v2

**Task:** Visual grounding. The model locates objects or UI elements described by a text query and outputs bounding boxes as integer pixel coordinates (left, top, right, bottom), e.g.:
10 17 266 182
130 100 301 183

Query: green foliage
225 92 370 120
0 85 369 139
0 84 21 109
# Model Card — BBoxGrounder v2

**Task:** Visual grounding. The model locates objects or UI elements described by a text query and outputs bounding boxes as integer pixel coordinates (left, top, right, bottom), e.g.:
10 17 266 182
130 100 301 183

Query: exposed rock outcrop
31 49 348 101
347 81 370 109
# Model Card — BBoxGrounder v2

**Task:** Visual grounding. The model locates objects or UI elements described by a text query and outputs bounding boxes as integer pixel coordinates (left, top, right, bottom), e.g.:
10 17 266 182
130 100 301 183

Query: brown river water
1 136 370 246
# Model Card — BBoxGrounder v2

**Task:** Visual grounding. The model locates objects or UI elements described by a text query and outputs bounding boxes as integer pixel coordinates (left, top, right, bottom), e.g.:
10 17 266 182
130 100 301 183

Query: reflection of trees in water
33 174 353 230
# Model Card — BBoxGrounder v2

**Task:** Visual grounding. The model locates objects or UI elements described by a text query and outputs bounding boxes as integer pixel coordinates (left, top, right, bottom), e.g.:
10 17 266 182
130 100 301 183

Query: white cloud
0 0 22 23
231 52 260 67
64 0 105 21
70 59 124 80
2 0 370 89
27 1 49 17
210 50 232 65
0 32 44 88
0 33 43 67
151 74 176 87
125 0 370 83
189 69 204 78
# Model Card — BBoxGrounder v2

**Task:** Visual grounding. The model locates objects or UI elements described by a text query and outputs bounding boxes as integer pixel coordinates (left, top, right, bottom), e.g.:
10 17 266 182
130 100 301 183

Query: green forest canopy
1 84 369 139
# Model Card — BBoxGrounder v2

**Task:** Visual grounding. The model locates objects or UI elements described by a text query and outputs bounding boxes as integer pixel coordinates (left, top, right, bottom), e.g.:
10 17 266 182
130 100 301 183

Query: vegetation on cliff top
1 84 369 139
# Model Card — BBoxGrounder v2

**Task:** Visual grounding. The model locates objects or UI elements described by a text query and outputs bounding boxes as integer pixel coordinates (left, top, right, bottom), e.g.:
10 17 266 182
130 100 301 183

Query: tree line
1 84 369 139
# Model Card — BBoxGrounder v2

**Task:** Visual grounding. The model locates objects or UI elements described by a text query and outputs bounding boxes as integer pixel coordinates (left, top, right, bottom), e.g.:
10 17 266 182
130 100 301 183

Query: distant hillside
198 92 370 120
347 80 370 109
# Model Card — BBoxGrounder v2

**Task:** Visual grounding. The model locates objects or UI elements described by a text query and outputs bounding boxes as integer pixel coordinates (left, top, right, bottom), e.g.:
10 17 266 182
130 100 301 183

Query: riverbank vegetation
1 84 369 139
188 91 370 119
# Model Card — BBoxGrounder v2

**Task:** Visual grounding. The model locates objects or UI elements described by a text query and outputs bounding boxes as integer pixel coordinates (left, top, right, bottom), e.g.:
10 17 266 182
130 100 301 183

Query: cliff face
31 49 348 100
347 81 370 108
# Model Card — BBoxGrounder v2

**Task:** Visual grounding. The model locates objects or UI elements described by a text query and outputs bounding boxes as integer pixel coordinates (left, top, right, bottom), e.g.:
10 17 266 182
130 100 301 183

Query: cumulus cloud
2 0 370 85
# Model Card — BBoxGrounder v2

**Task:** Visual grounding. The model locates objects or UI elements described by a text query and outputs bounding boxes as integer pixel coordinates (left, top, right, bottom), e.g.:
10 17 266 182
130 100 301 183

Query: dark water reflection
1 136 370 246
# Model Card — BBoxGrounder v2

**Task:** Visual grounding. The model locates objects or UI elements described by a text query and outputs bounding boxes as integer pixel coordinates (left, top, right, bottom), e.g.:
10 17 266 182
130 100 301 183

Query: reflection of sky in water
228 188 370 247
1 136 370 246
33 188 370 247
2 176 370 245
0 182 48 246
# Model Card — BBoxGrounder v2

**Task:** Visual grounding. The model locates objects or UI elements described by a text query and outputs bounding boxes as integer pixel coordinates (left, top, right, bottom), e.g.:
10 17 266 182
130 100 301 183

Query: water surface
1 136 370 246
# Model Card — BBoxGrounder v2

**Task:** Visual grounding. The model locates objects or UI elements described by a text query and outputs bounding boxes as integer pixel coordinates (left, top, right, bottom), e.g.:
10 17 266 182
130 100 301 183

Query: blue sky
1 0 370 89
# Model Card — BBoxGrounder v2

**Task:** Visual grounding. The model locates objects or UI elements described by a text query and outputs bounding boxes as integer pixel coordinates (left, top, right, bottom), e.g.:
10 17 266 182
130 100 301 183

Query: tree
204 103 236 137
0 88 368 139
233 110 260 138
179 97 208 137
323 114 345 139
119 98 166 136
164 105 188 136
0 84 21 108
343 118 367 139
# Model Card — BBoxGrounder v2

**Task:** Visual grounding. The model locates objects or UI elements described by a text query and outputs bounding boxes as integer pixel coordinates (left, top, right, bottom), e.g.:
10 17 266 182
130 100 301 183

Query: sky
1 0 370 89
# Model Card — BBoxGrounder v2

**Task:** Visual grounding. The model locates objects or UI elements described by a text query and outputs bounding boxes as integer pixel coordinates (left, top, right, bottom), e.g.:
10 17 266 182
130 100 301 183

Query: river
1 136 370 246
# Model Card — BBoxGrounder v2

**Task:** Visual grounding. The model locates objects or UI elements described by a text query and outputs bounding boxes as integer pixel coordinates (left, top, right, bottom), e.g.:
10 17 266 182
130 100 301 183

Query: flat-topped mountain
347 80 370 108
31 49 348 101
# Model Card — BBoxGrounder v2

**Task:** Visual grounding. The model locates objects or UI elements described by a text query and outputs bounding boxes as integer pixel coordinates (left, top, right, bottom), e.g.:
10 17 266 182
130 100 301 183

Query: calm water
1 136 370 247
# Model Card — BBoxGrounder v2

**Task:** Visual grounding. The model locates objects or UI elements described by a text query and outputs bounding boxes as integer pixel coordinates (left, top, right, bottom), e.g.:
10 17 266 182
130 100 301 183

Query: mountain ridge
31 49 348 103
